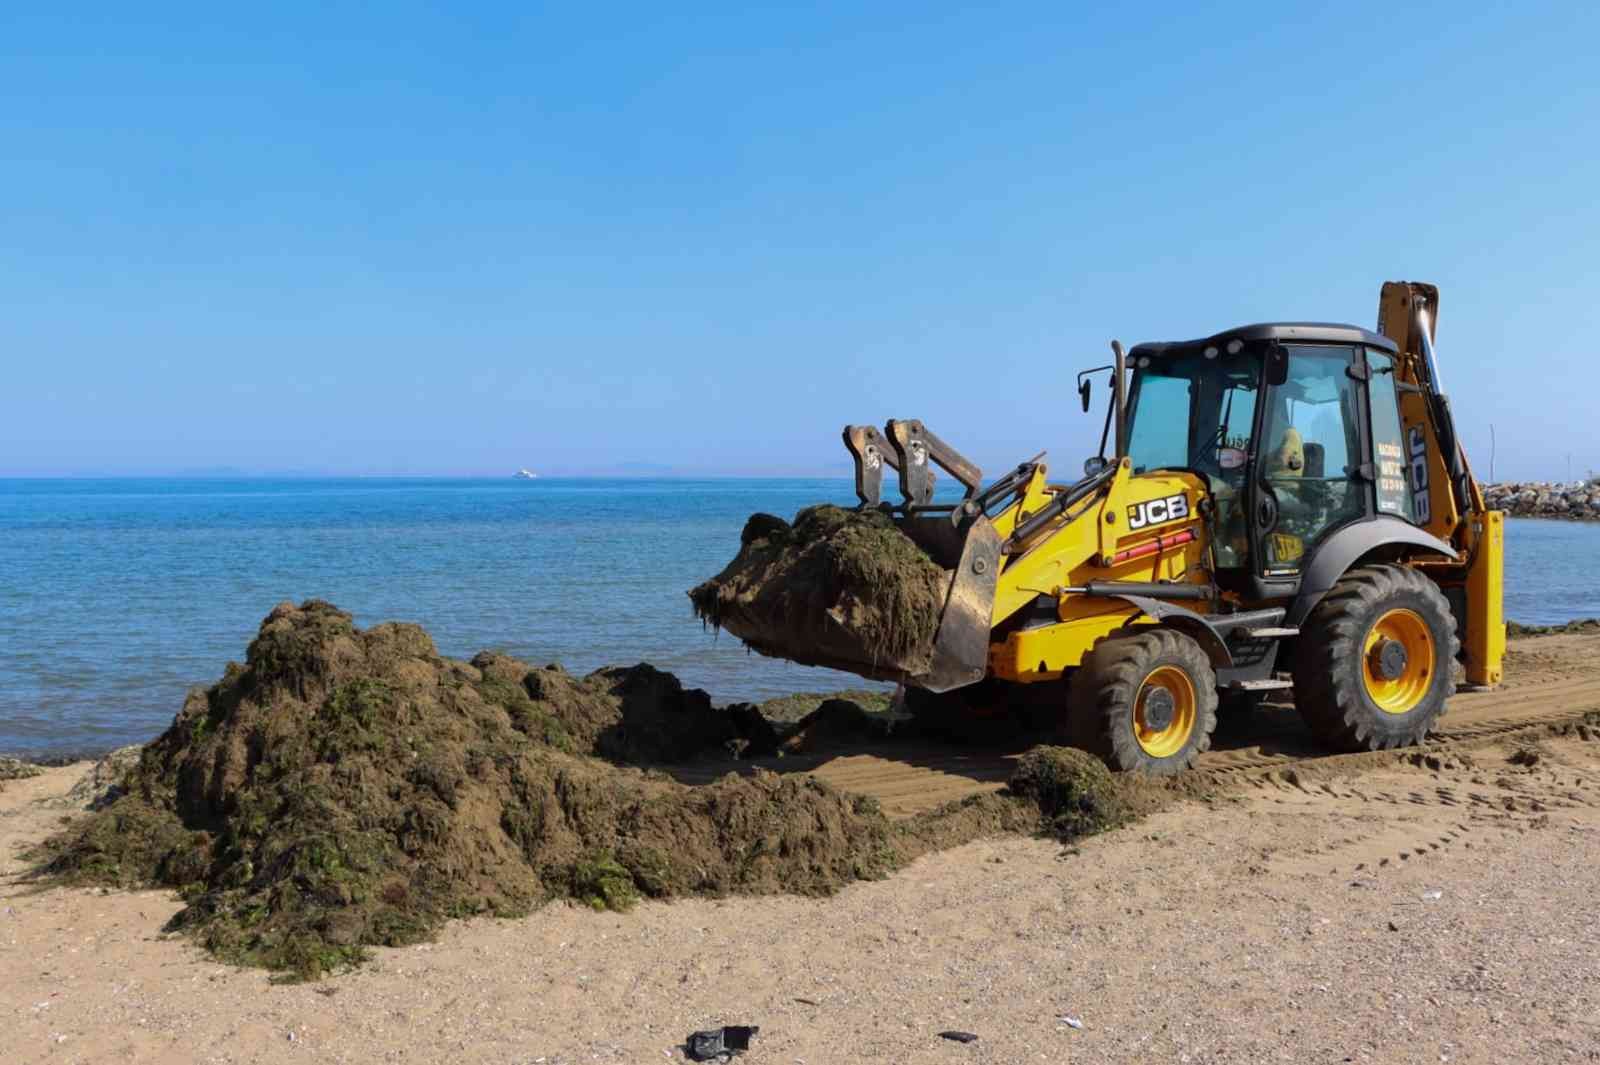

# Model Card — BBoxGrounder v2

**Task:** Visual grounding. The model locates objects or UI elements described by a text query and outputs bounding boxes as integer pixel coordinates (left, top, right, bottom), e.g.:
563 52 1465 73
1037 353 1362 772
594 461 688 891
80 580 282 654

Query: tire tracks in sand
671 634 1600 819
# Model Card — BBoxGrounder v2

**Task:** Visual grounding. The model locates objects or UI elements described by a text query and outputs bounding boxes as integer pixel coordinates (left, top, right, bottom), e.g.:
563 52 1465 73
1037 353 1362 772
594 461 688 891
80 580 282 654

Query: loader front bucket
902 513 1003 692
842 418 1008 692
702 510 1002 692
689 420 1012 692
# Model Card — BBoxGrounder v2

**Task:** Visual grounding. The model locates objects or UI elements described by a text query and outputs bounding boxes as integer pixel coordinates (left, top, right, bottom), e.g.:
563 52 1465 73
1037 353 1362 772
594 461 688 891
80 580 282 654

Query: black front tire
1067 629 1219 776
904 680 1019 743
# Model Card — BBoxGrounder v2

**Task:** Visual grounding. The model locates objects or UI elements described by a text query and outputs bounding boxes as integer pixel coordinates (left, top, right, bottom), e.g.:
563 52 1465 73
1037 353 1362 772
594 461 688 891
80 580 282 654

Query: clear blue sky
2 3 1596 481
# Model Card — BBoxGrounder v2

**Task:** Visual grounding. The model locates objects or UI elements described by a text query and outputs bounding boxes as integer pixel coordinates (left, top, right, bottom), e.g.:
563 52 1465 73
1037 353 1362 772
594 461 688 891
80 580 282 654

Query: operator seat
1265 428 1308 565
1302 442 1325 479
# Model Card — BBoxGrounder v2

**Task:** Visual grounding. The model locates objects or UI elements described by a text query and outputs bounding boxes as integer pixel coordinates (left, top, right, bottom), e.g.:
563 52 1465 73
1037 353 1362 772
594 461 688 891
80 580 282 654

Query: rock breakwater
1485 480 1600 520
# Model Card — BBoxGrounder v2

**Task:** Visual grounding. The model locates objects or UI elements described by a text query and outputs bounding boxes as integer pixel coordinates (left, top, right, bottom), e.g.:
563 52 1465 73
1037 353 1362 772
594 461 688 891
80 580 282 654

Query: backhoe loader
829 281 1504 775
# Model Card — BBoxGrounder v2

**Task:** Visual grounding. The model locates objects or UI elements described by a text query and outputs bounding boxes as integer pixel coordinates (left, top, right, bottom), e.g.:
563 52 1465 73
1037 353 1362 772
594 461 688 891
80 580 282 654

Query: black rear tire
1067 629 1218 776
1292 564 1459 752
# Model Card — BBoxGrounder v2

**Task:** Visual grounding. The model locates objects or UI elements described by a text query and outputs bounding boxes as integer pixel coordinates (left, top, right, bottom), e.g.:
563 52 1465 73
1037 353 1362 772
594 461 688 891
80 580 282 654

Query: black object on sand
685 1025 760 1061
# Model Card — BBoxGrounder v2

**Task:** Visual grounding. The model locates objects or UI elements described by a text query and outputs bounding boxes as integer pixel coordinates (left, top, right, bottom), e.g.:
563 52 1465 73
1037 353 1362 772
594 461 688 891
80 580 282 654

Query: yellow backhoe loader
834 281 1504 775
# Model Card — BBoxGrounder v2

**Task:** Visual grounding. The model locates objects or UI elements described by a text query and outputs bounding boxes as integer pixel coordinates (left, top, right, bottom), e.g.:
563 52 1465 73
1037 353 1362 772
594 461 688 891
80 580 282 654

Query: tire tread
1067 628 1219 775
1292 564 1460 752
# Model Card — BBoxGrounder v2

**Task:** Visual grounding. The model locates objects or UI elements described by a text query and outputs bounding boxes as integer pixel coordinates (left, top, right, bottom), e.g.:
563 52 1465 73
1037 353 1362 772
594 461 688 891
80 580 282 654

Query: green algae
31 601 899 980
688 505 951 677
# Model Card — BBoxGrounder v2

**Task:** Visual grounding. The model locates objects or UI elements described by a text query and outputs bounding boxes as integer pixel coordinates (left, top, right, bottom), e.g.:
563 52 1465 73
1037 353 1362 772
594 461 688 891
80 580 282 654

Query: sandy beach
5 633 1600 1065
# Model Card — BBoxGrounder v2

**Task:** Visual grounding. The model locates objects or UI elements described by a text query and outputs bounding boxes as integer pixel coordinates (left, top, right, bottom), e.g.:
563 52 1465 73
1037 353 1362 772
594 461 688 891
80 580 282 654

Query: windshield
1125 349 1261 478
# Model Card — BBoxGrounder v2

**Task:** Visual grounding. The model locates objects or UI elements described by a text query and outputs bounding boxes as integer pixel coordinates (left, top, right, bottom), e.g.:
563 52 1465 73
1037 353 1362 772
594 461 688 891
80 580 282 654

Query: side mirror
1075 363 1114 417
1083 456 1108 477
1266 343 1289 386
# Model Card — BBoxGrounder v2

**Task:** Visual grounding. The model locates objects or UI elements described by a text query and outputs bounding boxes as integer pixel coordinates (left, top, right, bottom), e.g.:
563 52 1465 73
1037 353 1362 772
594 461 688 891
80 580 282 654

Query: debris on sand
1507 618 1600 638
0 757 44 787
58 745 143 809
1508 743 1544 768
689 506 952 678
897 746 1132 859
1000 746 1129 841
938 1031 980 1044
32 601 899 979
685 1025 759 1061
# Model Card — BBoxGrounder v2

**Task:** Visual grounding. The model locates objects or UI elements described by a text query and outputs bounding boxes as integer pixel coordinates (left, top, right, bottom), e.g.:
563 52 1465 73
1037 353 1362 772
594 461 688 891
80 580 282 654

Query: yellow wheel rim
1362 608 1435 715
1134 666 1197 759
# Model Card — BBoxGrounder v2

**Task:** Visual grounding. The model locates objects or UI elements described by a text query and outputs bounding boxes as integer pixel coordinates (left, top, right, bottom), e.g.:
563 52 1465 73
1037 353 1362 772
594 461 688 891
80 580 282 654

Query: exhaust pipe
1111 339 1128 458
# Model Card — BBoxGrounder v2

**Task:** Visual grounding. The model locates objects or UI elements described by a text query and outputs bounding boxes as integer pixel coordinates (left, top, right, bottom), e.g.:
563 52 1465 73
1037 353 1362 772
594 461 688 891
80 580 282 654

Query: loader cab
1122 324 1412 600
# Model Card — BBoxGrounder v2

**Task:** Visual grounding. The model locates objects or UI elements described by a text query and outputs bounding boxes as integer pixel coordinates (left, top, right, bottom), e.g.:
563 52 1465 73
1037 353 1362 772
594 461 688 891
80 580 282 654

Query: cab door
1251 345 1370 579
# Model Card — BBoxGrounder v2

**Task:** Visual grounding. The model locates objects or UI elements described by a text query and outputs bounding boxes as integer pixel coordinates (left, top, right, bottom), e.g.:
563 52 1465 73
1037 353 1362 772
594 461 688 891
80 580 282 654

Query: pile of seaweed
32 602 895 978
689 505 952 678
900 745 1132 857
32 601 1134 981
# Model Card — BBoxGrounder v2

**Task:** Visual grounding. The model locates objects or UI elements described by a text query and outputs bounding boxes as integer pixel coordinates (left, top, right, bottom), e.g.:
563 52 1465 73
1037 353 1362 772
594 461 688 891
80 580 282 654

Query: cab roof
1129 322 1397 359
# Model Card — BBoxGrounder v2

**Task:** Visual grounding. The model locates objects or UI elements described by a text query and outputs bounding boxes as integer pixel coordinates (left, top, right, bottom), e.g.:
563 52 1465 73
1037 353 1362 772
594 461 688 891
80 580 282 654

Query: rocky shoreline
1486 480 1600 520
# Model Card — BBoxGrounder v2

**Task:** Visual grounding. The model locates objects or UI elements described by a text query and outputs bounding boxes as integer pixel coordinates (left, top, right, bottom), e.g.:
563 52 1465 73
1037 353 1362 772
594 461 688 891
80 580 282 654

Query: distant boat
513 469 539 480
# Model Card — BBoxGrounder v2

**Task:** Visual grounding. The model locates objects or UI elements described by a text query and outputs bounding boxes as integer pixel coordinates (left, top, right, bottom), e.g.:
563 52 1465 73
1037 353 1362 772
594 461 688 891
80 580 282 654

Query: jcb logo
1408 427 1431 524
1127 493 1190 531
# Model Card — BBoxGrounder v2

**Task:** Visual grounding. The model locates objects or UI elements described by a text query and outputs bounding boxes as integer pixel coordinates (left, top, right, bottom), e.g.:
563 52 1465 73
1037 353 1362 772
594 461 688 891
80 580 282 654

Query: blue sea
3 477 1599 758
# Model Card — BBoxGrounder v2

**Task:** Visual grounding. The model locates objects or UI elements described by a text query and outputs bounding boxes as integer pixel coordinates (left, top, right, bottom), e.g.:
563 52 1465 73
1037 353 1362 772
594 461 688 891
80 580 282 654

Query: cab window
1257 345 1366 573
1125 350 1260 477
1125 349 1260 569
1124 374 1192 472
1367 348 1413 520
